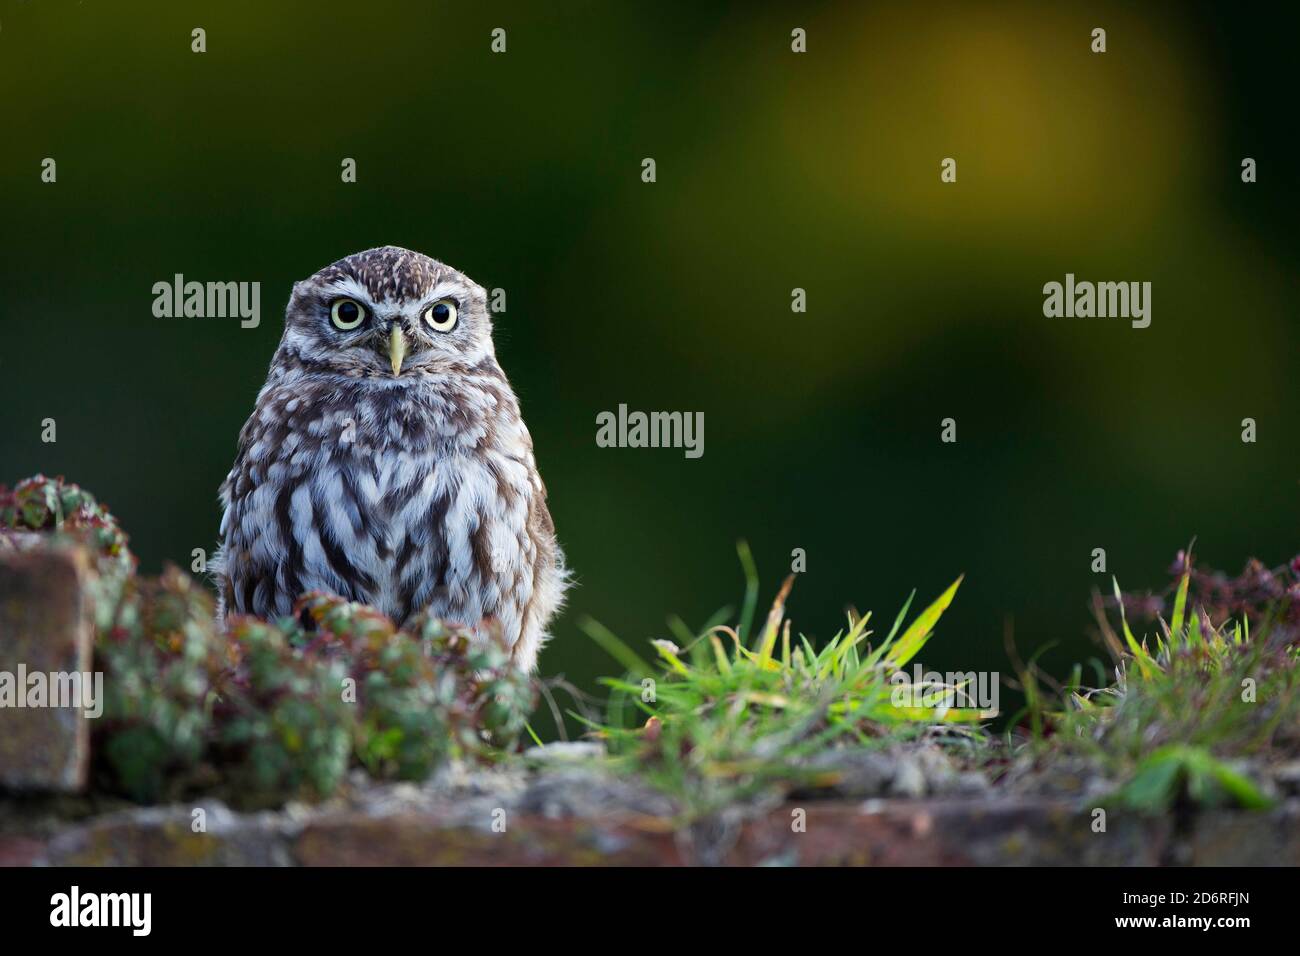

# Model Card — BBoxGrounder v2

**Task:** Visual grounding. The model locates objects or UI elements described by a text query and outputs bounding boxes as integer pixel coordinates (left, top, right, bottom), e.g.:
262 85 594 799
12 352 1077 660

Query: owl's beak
388 325 407 376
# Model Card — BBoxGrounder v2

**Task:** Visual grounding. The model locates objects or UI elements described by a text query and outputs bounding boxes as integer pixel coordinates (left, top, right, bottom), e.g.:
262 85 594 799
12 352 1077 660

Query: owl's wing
216 384 313 621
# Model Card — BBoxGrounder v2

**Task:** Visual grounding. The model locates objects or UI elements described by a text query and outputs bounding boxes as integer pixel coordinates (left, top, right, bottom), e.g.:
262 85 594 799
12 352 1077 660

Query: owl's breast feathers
217 359 567 670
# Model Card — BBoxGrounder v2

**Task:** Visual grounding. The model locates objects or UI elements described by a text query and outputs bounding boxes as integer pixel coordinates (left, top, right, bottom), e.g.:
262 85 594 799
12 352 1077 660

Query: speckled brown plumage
214 246 568 671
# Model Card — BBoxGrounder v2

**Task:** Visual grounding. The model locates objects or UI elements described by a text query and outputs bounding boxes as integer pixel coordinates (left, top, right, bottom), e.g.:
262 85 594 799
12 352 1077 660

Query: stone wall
4 769 1299 866
3 541 1297 867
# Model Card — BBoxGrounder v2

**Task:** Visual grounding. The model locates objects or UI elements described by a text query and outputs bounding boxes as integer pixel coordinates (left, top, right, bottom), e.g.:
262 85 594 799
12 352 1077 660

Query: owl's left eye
330 298 367 330
423 299 458 332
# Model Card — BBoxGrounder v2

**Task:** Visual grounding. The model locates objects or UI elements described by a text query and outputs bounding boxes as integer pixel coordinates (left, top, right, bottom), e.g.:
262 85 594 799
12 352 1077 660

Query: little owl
214 246 567 671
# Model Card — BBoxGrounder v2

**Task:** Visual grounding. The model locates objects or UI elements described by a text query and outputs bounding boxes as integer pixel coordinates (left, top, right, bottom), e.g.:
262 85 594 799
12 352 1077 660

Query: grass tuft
1022 551 1300 812
584 550 986 815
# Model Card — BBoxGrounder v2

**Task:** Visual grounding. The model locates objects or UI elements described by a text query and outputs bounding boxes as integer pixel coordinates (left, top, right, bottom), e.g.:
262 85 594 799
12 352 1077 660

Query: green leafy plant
581 543 987 815
215 615 355 804
0 474 136 628
2 474 537 806
1117 745 1271 811
1024 554 1300 812
95 567 224 801
11 475 1296 821
294 593 535 781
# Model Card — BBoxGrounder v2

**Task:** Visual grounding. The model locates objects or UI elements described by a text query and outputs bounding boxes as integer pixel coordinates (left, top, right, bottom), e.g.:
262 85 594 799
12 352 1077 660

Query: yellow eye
423 299 458 332
330 298 366 330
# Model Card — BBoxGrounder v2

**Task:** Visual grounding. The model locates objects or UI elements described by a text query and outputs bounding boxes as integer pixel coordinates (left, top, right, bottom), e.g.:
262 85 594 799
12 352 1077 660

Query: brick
46 802 295 867
0 547 94 792
732 799 1171 866
11 795 1298 866
1187 800 1300 865
295 812 683 866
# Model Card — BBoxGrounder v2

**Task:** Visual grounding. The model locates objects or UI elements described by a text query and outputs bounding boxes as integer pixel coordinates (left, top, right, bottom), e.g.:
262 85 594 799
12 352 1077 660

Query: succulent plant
2 474 538 806
1 474 136 630
1113 549 1300 652
299 593 535 780
0 475 133 573
215 615 355 805
93 567 222 802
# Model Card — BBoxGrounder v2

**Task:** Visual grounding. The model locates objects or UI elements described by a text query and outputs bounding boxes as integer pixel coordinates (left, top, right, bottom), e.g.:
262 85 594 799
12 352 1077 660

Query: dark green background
3 2 1297 735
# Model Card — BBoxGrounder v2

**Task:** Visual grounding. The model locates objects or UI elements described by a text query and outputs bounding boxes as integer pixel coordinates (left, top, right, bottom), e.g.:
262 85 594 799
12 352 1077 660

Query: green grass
1018 567 1300 812
13 473 1297 818
579 543 988 816
583 545 1300 819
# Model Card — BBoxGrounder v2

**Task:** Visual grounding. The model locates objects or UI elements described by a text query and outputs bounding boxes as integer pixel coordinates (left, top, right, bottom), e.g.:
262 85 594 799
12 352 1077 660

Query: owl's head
280 246 495 379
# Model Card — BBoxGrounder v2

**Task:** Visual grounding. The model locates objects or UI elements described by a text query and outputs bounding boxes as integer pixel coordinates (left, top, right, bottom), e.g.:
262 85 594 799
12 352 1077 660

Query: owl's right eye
329 298 367 330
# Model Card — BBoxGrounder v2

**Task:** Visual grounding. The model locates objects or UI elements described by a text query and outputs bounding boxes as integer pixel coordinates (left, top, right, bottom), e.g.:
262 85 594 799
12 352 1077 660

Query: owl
213 246 568 672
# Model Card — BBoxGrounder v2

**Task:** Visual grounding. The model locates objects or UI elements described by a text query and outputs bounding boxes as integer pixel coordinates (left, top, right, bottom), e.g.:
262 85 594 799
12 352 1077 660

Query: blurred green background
3 1 1297 736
